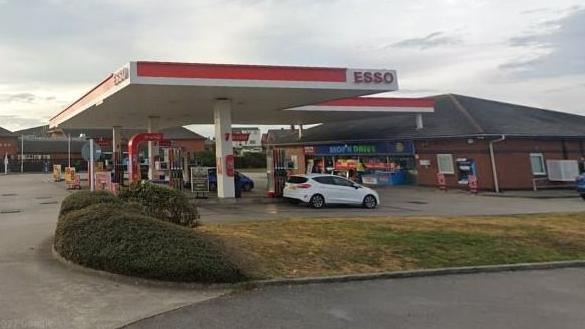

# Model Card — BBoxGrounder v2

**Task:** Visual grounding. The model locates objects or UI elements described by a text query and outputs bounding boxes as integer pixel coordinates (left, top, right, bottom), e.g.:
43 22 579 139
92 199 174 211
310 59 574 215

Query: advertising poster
52 164 62 182
64 167 76 183
190 167 209 193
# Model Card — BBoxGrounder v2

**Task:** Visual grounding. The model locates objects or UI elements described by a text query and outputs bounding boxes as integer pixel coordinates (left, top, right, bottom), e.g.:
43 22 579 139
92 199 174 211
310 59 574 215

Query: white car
283 174 380 209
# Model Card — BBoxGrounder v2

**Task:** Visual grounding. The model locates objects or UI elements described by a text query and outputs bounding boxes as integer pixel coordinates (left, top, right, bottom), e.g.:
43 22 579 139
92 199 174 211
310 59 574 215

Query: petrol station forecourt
48 61 433 198
5 61 585 329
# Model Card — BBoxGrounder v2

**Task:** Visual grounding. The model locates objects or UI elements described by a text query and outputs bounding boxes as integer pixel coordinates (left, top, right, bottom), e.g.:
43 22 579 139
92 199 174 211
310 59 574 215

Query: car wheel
242 183 252 192
363 195 377 209
309 194 325 209
581 194 585 200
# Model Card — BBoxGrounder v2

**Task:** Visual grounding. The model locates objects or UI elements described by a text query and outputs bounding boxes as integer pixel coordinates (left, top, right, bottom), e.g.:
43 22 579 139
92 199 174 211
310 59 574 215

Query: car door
312 176 340 203
331 176 361 204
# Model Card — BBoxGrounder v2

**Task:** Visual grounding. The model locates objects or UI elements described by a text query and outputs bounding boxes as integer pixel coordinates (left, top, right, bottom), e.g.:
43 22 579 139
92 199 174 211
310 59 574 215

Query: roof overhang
287 97 434 113
49 61 429 129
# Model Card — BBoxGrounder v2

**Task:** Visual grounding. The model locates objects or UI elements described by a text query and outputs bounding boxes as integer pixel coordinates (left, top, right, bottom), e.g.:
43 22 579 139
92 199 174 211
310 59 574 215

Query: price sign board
190 167 209 193
64 167 76 183
53 164 62 182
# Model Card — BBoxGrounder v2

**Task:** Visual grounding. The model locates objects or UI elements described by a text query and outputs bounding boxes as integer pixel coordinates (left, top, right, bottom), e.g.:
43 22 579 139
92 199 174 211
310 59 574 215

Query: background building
0 127 18 174
10 125 206 172
232 127 263 154
0 127 17 157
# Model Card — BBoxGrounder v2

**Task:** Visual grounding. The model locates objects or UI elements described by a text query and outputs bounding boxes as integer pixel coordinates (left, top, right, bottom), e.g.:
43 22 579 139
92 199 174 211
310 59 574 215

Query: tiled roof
269 94 585 144
0 126 15 137
20 137 86 153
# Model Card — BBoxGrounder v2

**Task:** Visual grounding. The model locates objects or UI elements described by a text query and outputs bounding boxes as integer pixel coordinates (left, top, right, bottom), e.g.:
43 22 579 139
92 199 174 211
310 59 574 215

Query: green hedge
54 203 245 283
59 190 122 217
119 183 198 227
234 152 266 169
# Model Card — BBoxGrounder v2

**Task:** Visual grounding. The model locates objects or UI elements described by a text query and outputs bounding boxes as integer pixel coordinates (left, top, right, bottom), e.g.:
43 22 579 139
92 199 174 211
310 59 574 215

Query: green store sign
311 141 414 156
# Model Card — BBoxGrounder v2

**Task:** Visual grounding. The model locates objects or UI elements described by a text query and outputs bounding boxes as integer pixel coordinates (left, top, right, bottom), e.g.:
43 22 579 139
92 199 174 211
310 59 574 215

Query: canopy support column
147 116 159 180
112 126 122 183
214 99 235 198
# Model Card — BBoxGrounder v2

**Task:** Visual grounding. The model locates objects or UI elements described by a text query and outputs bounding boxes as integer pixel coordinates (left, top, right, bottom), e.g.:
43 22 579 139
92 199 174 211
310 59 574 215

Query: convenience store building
267 94 585 191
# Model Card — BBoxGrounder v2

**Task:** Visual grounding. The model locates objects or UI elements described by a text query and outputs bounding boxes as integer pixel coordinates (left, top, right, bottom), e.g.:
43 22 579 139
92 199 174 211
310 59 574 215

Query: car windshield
287 176 308 184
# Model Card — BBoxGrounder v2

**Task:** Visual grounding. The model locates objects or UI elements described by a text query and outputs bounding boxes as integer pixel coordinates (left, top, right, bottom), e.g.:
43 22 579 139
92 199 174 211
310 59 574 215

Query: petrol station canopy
49 61 433 129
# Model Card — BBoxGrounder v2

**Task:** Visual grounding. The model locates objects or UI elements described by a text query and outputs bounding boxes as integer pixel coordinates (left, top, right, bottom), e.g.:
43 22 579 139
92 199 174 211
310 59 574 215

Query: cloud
0 0 584 132
521 8 550 15
500 7 585 78
0 93 37 103
0 92 58 104
544 81 585 93
389 32 463 50
0 115 46 131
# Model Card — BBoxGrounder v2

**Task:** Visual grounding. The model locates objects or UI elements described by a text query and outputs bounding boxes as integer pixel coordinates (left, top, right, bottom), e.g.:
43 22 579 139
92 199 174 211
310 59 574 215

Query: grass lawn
200 212 585 279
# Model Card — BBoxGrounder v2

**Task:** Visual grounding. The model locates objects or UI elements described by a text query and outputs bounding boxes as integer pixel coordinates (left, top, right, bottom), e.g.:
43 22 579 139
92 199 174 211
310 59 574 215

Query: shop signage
53 164 62 182
190 166 209 193
330 144 376 154
232 132 250 142
95 138 111 148
310 141 413 156
362 175 378 185
304 146 315 155
64 167 76 183
353 71 395 84
113 67 129 85
95 172 112 192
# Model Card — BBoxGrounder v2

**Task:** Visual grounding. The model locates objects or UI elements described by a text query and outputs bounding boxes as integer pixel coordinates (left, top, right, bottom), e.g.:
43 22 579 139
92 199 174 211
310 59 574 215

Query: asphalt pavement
126 267 585 329
197 171 585 222
0 174 225 329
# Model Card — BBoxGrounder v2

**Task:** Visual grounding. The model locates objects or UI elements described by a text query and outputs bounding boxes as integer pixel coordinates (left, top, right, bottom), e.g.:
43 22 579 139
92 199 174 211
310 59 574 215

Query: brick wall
415 138 585 191
0 136 17 156
283 146 306 175
171 139 206 153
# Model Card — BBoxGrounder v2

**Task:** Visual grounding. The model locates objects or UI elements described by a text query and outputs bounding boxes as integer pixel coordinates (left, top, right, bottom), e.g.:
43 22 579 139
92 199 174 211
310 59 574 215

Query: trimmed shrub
119 182 198 227
59 190 121 217
235 152 266 169
54 203 245 283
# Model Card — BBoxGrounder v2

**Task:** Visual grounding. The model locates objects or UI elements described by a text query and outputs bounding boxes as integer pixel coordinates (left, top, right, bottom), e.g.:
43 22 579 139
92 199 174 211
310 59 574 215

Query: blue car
207 168 255 192
576 174 585 200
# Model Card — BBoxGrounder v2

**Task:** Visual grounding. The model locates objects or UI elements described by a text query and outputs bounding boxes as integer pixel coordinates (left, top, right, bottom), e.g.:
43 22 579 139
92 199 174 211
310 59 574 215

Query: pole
68 134 71 168
489 135 506 193
90 138 95 191
20 135 23 173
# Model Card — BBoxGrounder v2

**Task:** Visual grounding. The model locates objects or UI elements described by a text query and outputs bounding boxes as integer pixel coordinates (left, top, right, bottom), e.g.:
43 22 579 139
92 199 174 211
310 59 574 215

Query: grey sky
0 0 583 137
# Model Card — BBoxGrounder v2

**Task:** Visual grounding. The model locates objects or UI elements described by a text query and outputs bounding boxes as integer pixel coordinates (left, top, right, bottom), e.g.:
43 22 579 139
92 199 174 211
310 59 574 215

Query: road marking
0 209 22 214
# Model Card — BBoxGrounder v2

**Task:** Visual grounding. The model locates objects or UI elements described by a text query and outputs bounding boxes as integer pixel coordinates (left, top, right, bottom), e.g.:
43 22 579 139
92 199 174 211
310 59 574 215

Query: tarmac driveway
126 267 585 329
198 184 585 223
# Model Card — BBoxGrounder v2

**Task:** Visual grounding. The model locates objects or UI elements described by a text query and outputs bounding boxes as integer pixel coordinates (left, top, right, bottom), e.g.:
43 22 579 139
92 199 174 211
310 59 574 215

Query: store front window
304 141 415 186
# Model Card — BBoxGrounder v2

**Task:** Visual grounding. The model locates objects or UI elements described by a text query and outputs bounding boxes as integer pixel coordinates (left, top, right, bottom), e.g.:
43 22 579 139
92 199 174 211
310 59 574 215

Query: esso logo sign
113 67 129 85
353 71 395 84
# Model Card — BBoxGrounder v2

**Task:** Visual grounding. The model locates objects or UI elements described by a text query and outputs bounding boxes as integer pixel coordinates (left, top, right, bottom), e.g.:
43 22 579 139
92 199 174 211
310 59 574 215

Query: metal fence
2 159 88 174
